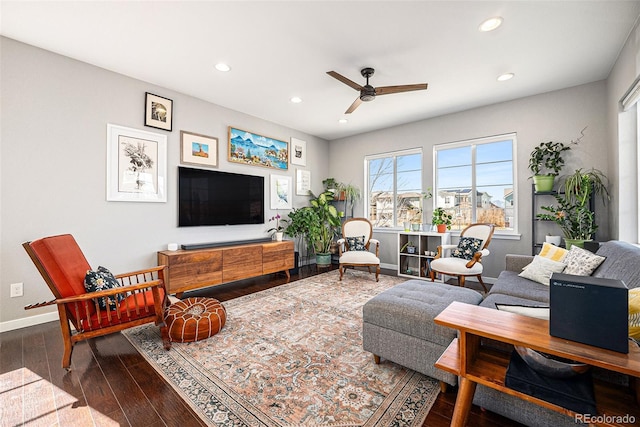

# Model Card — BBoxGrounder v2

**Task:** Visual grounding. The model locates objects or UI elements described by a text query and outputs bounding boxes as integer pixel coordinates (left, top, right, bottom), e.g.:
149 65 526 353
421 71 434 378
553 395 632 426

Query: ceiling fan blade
375 83 428 96
327 71 363 91
345 97 363 114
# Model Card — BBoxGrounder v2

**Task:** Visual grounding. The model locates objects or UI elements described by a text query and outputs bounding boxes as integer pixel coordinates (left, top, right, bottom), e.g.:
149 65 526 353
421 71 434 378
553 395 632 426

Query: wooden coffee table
434 301 640 426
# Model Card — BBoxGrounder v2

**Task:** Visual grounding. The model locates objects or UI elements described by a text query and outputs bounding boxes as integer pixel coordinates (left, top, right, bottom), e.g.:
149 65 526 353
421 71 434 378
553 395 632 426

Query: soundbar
181 238 273 250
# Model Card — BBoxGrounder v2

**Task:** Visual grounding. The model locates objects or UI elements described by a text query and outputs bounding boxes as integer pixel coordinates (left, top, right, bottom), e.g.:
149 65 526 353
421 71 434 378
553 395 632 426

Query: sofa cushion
489 271 551 304
518 255 566 286
481 292 551 309
538 242 568 262
593 241 640 289
562 246 605 276
362 280 482 347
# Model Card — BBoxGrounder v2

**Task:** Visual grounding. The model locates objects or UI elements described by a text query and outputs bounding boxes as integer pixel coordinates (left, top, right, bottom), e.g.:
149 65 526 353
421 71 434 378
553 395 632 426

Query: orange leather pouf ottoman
165 297 226 343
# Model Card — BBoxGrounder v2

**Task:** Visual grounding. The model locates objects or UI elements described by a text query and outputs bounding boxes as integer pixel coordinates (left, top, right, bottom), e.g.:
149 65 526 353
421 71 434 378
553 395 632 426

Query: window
366 149 422 228
434 134 516 233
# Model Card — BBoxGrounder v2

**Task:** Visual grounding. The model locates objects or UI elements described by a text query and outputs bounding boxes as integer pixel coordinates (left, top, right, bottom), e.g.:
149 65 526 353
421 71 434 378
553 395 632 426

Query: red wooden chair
23 234 171 369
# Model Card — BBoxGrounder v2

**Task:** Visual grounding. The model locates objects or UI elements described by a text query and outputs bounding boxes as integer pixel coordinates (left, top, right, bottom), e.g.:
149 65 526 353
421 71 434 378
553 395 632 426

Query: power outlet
10 282 23 298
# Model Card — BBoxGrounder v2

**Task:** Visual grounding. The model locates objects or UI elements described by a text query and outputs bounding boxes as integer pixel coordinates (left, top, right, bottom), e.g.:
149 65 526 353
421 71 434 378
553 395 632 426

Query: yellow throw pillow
629 288 640 339
538 242 568 262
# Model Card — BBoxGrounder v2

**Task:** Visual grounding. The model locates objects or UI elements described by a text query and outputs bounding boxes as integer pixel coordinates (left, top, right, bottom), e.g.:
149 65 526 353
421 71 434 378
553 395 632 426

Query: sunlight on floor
0 368 119 426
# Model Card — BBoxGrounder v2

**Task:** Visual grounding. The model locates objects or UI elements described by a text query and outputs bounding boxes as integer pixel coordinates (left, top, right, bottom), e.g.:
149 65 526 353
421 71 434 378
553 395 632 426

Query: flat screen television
178 167 264 226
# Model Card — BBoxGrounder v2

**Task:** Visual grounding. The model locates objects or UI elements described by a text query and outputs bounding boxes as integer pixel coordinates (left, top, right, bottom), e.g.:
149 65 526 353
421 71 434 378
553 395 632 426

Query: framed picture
290 137 307 166
270 174 292 209
180 130 218 168
106 124 167 202
228 126 288 170
296 169 311 195
145 92 173 131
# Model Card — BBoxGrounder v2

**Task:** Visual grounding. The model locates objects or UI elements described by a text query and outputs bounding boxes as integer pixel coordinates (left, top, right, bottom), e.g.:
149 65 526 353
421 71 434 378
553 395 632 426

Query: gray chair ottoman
362 279 482 387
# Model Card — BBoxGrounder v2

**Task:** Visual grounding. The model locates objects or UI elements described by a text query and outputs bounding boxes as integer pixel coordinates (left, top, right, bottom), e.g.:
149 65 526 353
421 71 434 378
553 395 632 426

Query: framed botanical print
145 92 173 131
180 130 218 168
270 174 292 209
106 124 167 202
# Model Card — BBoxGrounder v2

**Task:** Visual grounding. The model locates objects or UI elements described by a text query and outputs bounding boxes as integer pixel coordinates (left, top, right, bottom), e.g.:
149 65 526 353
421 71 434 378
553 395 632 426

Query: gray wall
328 81 611 280
0 37 329 327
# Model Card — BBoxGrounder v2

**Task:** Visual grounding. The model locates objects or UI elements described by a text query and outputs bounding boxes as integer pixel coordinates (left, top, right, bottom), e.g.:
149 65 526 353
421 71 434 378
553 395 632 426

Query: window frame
433 133 518 235
364 148 423 229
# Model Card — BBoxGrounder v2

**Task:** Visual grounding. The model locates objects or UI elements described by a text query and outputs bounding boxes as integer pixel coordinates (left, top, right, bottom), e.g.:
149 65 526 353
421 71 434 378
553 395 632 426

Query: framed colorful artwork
270 174 292 209
145 92 173 131
106 124 167 202
228 126 288 170
180 130 218 168
290 137 307 166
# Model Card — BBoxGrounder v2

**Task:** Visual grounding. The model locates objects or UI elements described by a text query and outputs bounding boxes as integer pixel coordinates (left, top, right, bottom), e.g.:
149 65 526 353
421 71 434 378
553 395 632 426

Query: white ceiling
2 1 640 141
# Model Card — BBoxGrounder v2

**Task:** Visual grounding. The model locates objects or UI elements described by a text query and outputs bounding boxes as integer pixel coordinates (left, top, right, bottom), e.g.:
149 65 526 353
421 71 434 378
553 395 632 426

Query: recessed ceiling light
290 96 302 104
497 73 515 82
215 63 231 72
338 119 348 124
479 16 503 32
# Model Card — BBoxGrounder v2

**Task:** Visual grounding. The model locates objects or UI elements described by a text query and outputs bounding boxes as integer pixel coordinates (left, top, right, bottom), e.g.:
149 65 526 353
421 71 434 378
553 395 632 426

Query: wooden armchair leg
477 275 488 293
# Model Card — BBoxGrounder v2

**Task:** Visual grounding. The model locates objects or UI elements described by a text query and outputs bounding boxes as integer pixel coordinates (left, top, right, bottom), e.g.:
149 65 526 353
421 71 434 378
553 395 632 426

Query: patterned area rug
123 270 440 426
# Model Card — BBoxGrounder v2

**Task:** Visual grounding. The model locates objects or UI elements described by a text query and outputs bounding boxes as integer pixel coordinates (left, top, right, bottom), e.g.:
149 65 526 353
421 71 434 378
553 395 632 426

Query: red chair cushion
80 288 165 331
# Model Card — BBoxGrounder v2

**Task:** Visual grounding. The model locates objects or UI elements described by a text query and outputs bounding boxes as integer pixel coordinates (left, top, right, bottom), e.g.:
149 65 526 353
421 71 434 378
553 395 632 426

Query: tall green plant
284 191 342 255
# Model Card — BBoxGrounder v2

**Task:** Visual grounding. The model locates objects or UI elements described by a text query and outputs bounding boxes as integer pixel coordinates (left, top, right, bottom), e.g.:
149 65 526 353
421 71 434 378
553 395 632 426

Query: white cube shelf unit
398 231 451 280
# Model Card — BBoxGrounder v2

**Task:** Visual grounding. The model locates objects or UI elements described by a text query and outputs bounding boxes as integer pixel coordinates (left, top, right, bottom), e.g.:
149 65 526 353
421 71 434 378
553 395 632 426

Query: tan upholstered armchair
337 218 380 281
429 223 495 292
23 234 171 369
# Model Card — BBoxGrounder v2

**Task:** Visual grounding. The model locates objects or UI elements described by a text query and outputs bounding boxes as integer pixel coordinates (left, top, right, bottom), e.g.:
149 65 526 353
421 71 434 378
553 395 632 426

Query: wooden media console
158 240 294 297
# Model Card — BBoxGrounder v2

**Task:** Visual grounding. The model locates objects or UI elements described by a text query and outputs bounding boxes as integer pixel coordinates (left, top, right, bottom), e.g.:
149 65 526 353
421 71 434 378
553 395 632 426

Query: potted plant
266 213 289 241
432 207 452 233
285 190 342 266
322 178 339 193
537 168 609 249
339 183 361 215
400 241 417 254
528 141 571 192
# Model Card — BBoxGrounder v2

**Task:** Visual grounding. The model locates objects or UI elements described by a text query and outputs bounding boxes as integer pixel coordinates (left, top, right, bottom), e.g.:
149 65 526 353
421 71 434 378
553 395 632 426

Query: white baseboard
0 311 59 333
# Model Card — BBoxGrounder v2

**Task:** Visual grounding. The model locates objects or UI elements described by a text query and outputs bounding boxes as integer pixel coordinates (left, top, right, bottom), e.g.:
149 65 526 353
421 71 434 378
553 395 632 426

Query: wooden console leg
451 377 477 427
373 354 380 364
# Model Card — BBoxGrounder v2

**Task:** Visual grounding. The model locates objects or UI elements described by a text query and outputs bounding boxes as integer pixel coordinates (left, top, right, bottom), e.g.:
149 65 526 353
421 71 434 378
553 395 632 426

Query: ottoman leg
373 354 381 364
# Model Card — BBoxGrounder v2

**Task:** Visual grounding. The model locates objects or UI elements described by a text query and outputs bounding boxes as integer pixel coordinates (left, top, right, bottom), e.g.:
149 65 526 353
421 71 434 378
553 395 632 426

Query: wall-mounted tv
178 166 264 227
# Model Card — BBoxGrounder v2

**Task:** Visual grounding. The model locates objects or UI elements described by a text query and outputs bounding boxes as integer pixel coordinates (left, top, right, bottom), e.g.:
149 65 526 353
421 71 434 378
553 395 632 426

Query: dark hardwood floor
1 265 521 426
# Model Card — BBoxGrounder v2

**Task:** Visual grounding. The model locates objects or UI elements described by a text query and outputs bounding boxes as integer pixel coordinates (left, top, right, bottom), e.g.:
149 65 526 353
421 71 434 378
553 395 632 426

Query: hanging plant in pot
528 141 571 192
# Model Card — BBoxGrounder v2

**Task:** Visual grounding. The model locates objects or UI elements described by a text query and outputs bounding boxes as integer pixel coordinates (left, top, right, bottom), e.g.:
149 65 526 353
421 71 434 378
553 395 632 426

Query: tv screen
178 167 264 226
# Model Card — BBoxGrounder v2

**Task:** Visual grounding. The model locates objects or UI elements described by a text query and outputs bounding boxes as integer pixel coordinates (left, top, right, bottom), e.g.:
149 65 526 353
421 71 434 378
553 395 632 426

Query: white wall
606 19 640 242
0 37 329 328
329 81 610 280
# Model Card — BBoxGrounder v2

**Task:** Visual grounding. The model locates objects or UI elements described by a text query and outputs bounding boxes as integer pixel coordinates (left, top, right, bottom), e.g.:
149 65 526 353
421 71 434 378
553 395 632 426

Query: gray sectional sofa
474 240 640 426
363 240 640 427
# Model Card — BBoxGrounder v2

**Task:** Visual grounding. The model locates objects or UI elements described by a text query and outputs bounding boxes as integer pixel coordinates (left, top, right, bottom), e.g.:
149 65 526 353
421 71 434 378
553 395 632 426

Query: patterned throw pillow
451 237 483 260
84 266 125 310
629 288 640 340
562 246 606 276
346 236 366 251
518 255 566 286
538 242 568 262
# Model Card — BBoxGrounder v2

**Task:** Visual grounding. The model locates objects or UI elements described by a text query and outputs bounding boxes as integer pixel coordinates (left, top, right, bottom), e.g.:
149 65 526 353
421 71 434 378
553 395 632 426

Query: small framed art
145 92 173 131
290 137 307 166
296 169 311 195
106 123 167 202
180 131 218 168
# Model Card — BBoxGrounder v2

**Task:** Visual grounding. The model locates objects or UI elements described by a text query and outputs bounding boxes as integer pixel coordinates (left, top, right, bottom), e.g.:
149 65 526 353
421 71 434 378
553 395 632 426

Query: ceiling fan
326 67 428 114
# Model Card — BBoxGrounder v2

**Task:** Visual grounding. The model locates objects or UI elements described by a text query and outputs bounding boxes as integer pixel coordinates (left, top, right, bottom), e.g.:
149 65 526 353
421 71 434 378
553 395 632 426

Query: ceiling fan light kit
327 67 428 114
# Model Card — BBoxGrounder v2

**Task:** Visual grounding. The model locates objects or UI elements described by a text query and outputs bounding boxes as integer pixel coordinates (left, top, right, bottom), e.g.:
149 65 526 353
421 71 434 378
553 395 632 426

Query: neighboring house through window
366 149 423 228
434 134 516 233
